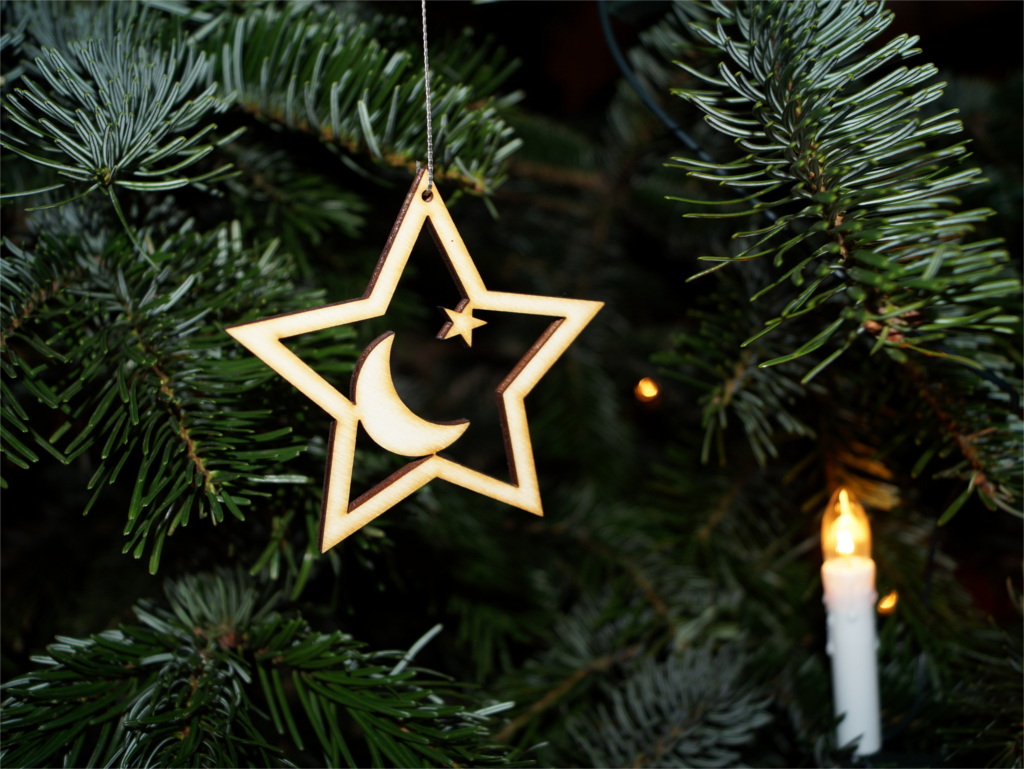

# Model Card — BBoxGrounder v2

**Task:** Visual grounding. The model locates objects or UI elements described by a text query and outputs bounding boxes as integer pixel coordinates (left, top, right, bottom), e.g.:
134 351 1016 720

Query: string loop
421 0 434 196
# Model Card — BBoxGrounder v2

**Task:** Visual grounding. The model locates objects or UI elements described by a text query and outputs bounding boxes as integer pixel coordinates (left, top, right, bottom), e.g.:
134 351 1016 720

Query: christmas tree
2 1 1020 767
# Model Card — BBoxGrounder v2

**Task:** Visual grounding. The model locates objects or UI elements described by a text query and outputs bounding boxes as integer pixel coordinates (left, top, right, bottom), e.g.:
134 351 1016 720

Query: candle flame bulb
822 487 871 561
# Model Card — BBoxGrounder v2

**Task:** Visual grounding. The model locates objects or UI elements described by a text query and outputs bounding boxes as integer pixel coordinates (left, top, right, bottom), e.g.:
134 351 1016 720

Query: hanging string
421 0 434 198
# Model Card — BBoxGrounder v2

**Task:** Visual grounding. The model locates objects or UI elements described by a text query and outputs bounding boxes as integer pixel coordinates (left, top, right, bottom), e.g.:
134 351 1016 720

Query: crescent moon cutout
351 332 469 457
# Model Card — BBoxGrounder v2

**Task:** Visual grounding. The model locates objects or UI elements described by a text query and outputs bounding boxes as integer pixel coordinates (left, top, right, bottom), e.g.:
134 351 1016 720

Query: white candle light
821 487 881 756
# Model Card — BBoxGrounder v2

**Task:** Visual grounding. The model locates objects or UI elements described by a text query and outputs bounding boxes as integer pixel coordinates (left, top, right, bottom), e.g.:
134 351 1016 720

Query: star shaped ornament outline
228 169 603 553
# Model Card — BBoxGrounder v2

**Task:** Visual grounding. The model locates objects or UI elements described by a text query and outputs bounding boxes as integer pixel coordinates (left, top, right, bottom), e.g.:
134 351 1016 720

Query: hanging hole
422 189 434 202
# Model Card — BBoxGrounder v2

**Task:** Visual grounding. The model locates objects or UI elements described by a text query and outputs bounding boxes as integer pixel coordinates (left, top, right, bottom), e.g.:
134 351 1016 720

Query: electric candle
821 487 881 756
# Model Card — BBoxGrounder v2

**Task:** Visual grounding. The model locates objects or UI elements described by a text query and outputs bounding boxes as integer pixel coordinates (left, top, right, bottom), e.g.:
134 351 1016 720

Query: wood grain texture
227 170 603 552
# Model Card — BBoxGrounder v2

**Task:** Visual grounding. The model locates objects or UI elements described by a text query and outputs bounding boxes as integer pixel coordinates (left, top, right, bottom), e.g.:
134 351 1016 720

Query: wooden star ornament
227 169 603 553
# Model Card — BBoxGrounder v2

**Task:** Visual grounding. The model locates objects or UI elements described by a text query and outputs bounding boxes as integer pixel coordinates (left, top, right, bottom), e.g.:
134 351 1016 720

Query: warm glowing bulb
834 490 857 554
836 529 855 555
821 487 871 560
634 377 660 402
839 488 853 515
877 590 898 614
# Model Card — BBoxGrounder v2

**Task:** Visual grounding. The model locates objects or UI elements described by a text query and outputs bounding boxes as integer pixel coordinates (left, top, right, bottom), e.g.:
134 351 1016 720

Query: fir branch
668 0 1019 375
567 648 772 769
556 509 738 641
938 627 1023 766
655 0 1021 511
223 143 368 277
0 214 349 572
504 113 602 193
0 237 91 476
904 357 1023 520
495 597 645 746
0 256 84 348
656 265 819 466
1 4 238 205
494 644 637 745
0 5 28 90
206 3 521 195
0 570 522 768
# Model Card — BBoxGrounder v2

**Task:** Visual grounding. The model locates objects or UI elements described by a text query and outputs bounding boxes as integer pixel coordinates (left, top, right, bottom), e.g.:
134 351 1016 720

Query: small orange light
634 377 660 403
877 590 898 615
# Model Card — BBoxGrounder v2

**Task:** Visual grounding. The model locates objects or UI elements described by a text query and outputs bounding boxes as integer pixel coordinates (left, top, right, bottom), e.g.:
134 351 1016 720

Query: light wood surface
228 170 603 552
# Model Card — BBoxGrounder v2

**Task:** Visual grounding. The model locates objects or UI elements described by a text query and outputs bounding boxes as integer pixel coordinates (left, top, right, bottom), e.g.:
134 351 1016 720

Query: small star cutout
227 170 602 553
438 301 488 346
